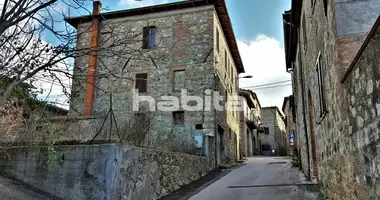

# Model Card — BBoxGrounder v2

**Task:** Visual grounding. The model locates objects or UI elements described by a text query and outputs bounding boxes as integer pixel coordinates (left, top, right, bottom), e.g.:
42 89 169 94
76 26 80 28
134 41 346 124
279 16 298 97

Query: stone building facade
261 107 287 156
282 95 296 155
65 0 244 166
239 89 262 157
284 0 380 198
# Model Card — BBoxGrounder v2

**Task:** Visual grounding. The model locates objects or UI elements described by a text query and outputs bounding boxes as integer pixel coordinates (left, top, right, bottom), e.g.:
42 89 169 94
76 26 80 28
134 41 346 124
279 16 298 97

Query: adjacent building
65 0 245 166
239 89 263 157
261 107 287 156
282 95 296 155
284 0 380 199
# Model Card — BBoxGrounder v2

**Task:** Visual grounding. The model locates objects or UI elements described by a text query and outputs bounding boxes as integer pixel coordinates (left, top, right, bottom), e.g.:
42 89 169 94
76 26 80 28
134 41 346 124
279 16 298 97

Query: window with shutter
316 52 327 117
135 73 148 93
142 26 156 49
173 111 184 125
173 69 185 92
216 29 220 52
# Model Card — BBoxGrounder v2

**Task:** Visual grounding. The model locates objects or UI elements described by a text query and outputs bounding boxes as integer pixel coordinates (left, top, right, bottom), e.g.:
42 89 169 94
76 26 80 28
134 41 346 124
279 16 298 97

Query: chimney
93 0 102 14
84 0 102 115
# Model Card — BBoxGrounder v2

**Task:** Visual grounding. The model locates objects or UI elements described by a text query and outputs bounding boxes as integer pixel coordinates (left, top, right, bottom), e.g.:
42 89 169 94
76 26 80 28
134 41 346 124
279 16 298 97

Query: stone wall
290 0 379 198
0 144 211 200
334 0 380 73
342 21 380 200
293 0 357 192
283 96 296 155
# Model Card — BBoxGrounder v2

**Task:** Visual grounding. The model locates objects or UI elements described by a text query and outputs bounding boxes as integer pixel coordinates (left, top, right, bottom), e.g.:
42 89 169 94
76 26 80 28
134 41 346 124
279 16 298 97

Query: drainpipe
214 73 218 168
297 29 311 180
84 0 102 115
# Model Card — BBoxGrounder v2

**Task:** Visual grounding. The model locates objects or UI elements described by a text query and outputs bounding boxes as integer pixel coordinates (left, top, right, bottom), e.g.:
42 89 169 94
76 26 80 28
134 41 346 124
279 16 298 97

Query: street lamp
239 75 253 79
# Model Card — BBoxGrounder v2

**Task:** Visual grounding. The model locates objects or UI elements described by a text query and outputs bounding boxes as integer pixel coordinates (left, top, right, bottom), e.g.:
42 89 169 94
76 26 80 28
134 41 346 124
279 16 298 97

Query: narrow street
189 157 319 200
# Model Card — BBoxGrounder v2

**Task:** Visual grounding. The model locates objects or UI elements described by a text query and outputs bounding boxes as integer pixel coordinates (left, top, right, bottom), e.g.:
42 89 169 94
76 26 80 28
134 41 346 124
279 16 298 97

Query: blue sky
226 0 291 46
43 0 292 109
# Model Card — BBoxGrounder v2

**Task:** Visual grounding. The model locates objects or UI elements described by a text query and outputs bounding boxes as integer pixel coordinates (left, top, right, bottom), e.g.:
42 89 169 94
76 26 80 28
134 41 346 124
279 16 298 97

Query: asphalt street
189 157 319 200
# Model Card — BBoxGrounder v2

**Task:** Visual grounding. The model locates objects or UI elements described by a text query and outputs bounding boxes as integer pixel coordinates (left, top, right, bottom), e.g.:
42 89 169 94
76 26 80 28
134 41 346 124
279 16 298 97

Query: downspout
84 0 102 115
214 73 218 168
297 28 311 180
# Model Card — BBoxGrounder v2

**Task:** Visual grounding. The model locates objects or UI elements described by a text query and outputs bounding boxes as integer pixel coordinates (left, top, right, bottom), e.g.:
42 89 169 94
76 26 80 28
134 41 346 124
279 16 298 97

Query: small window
264 127 269 135
173 69 185 92
216 29 220 52
323 0 328 16
316 52 327 117
232 103 235 118
142 26 156 49
134 112 146 121
135 73 148 93
302 15 307 52
225 51 228 69
173 111 184 125
230 66 233 81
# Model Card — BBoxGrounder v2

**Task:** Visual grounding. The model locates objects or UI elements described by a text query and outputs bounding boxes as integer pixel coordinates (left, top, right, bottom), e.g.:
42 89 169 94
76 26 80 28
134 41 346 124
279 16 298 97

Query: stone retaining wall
0 144 211 200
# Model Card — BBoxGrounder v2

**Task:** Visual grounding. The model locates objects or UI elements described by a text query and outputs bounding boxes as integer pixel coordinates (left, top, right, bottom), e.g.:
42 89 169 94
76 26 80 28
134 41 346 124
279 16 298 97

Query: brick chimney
84 0 102 116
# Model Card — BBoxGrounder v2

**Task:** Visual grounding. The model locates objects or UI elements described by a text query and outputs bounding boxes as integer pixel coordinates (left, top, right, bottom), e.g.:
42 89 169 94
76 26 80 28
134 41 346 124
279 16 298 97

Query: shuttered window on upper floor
142 26 156 49
135 73 148 93
316 52 327 117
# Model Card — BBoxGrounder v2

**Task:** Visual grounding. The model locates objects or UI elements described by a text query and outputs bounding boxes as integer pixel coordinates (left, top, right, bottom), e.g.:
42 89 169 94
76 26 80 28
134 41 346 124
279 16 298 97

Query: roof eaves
64 0 244 73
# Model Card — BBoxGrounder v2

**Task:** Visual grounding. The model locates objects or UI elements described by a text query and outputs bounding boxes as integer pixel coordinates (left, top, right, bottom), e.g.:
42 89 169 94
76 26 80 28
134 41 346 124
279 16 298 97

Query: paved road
189 157 319 200
0 176 51 200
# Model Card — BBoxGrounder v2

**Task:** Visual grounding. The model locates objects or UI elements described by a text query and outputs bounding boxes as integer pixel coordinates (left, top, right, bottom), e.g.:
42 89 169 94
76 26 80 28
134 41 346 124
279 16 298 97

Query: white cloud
238 34 292 109
118 0 169 8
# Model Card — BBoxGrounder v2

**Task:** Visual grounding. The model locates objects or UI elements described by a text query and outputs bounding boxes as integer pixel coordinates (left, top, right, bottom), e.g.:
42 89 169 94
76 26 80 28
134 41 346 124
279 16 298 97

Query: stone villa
65 0 245 166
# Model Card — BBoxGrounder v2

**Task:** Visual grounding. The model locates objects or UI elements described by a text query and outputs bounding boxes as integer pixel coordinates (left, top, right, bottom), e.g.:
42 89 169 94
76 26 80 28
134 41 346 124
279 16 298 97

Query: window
135 73 147 93
311 0 315 8
173 111 184 125
264 127 269 135
316 52 327 117
225 51 228 69
173 69 185 92
216 29 220 52
323 0 328 16
224 51 228 79
230 66 233 82
302 15 307 52
134 112 146 121
142 26 156 49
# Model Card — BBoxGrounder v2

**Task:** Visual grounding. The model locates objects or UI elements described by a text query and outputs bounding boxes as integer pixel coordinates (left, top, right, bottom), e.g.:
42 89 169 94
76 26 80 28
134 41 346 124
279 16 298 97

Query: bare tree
0 0 165 108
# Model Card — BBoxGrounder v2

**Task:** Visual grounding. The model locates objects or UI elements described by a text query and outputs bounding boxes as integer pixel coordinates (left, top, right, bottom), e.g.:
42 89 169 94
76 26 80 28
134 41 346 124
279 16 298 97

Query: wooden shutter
135 73 147 93
173 111 184 125
142 27 149 49
216 29 220 52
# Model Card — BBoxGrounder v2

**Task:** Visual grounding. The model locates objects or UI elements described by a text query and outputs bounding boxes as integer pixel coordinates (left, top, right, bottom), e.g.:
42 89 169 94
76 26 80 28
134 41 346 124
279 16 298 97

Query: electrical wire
240 80 291 89
247 84 292 90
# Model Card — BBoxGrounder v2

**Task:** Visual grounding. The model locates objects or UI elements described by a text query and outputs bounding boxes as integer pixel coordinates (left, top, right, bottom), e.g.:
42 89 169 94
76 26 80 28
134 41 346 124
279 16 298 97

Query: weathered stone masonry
0 144 211 200
284 0 380 199
65 0 245 165
342 19 380 200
